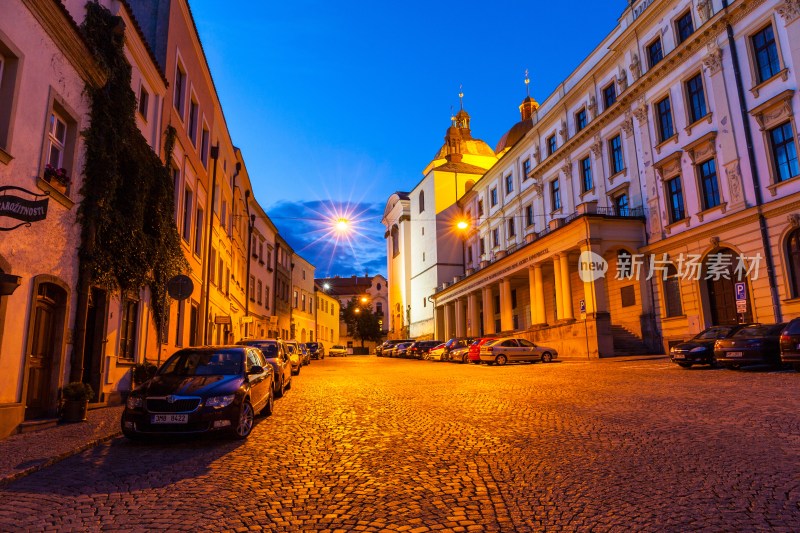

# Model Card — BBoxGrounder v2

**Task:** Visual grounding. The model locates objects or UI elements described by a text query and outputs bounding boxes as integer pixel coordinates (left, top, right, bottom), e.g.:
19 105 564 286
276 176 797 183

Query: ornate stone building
385 0 800 356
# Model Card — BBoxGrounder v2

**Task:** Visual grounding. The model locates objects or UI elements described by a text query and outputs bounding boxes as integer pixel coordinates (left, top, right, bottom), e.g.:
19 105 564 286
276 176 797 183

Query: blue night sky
191 1 626 278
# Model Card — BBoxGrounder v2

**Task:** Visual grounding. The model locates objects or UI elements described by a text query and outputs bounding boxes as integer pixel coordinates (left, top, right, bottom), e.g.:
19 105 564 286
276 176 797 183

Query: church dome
495 91 539 155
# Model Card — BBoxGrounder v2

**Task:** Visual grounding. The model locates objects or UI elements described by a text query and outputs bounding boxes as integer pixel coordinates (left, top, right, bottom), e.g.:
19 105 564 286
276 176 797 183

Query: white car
426 343 446 361
479 338 558 365
329 345 348 357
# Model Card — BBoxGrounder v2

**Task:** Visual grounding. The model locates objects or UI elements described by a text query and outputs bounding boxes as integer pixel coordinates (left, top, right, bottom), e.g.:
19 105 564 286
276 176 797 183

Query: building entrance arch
703 248 753 325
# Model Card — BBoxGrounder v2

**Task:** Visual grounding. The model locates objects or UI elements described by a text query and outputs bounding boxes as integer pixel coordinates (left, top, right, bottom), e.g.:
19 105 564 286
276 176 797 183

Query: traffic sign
579 299 587 320
736 300 747 314
167 275 193 301
734 282 746 302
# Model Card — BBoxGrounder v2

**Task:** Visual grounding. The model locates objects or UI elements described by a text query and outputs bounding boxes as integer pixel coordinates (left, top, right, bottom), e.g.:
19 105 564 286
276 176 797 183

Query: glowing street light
335 218 349 232
456 220 469 231
323 283 331 290
360 296 368 304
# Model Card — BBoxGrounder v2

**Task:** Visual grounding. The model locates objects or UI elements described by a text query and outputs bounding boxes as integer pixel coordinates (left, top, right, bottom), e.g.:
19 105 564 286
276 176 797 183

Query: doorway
25 282 67 419
705 248 753 325
81 288 107 402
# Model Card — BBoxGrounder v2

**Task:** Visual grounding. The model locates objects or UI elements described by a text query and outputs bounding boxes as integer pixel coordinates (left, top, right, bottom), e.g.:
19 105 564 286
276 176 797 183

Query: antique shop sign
0 186 49 230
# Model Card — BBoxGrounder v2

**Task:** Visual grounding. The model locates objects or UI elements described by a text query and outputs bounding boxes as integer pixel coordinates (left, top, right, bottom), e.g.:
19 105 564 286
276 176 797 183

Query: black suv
780 318 800 371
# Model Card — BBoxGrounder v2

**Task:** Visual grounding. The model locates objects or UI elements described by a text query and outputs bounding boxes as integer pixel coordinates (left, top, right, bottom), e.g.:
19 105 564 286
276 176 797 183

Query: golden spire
525 69 530 97
459 84 464 111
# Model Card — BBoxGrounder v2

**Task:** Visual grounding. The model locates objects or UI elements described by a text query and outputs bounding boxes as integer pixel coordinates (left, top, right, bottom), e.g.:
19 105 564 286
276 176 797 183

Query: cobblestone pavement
0 357 798 532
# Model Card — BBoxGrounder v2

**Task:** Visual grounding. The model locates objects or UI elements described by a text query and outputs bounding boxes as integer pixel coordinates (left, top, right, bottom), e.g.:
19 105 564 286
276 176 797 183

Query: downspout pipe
722 0 782 322
202 145 219 345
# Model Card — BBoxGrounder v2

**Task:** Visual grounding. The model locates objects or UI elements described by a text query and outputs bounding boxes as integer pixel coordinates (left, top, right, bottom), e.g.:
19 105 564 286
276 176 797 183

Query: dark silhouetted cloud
268 200 386 279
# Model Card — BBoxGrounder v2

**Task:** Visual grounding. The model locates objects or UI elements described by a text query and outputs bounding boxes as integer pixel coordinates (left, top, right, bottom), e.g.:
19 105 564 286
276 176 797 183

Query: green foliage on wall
80 2 188 342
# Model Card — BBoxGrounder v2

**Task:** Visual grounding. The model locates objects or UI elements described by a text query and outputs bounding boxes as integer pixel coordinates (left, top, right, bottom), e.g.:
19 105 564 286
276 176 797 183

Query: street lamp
335 218 349 233
455 219 470 273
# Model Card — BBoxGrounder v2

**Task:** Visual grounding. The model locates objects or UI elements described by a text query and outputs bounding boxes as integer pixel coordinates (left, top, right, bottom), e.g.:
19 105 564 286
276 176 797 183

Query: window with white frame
174 62 187 116
194 206 204 256
119 296 139 360
182 188 193 242
138 84 149 120
45 111 68 171
751 24 781 84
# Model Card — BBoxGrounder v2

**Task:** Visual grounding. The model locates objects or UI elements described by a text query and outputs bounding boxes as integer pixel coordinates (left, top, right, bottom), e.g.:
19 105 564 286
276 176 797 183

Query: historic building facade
385 0 800 356
316 274 388 347
314 284 340 345
291 254 316 342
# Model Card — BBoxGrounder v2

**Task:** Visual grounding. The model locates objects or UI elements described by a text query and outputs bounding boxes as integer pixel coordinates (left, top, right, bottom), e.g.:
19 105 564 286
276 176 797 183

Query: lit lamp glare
456 220 469 231
360 296 368 304
335 218 349 232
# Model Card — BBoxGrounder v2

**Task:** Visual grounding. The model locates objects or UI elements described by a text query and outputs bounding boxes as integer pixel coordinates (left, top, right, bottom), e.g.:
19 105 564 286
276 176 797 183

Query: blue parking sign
579 299 586 313
734 282 746 302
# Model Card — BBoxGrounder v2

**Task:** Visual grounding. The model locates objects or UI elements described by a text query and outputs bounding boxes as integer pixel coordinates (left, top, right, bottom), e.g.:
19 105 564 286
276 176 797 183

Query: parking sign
734 282 746 302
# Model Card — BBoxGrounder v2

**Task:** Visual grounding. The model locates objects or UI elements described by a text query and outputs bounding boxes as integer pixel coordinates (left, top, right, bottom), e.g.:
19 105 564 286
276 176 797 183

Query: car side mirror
248 365 264 375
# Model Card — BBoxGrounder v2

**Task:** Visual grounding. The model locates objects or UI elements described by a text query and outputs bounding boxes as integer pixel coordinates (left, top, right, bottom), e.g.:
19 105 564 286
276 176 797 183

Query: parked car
713 323 787 368
393 342 413 358
780 318 800 371
377 339 413 357
669 325 751 368
329 345 348 357
443 337 475 362
407 340 443 360
468 337 498 363
121 346 273 440
448 345 472 364
237 339 292 398
283 340 302 375
427 343 447 361
306 342 325 359
297 343 311 365
479 338 558 365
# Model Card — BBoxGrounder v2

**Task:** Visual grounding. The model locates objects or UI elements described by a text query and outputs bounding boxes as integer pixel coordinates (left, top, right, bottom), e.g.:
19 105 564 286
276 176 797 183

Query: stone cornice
22 0 107 88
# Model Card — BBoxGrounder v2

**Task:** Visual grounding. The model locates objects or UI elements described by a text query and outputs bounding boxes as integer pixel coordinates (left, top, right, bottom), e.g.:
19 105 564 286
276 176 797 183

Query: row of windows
173 59 211 168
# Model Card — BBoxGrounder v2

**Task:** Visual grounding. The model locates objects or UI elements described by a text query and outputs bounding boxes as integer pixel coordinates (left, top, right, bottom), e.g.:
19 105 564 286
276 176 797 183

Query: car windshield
240 341 278 357
784 320 800 335
693 327 735 340
733 324 784 337
285 345 296 353
307 343 319 349
333 345 344 349
158 350 243 376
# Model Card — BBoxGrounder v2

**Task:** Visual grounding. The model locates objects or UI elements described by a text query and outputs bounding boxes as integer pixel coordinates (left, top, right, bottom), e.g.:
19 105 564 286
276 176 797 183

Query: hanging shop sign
0 186 49 231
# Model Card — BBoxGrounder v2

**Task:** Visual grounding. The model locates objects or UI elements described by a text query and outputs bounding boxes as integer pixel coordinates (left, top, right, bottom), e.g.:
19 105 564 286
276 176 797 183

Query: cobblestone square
0 356 798 532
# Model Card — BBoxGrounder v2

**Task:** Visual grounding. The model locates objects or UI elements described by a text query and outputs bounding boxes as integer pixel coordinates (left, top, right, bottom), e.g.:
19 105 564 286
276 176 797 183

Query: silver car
237 339 293 397
479 338 558 365
283 340 302 375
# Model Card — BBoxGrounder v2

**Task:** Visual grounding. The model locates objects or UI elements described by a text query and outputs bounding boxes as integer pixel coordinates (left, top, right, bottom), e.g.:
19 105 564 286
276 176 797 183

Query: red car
468 337 498 363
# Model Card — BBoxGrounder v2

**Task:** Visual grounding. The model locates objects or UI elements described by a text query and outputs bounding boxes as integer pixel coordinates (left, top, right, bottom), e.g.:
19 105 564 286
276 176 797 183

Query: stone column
499 278 514 332
467 292 480 337
482 285 496 334
529 264 546 325
443 303 454 340
455 298 466 337
560 253 574 320
581 243 609 314
702 39 746 211
553 255 564 320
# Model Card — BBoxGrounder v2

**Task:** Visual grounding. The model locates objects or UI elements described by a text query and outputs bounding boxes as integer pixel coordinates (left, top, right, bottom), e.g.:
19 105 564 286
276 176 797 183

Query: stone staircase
611 325 650 356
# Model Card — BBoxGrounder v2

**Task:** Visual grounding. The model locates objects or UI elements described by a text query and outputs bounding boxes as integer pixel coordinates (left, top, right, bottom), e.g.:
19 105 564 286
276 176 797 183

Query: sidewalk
0 405 123 486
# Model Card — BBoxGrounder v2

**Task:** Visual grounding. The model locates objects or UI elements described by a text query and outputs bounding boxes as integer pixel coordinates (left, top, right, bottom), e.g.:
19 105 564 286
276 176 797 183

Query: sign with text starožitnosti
0 186 49 231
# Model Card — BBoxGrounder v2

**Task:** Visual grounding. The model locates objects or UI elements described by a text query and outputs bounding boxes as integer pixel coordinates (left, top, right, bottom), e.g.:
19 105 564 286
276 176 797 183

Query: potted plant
43 164 70 194
132 361 158 387
60 382 94 422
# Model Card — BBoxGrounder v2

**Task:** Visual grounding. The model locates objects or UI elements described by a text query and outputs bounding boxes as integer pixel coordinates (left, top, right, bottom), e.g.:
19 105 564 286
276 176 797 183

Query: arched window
788 227 800 297
376 302 383 316
419 191 425 213
663 264 683 317
376 283 381 291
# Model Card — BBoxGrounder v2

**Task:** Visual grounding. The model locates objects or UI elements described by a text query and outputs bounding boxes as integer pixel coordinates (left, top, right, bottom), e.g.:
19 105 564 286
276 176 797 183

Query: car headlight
689 346 707 353
206 395 236 409
126 396 143 410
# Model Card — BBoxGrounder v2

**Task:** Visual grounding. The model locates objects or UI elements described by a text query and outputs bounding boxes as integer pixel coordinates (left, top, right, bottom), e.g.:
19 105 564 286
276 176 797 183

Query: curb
0 430 122 487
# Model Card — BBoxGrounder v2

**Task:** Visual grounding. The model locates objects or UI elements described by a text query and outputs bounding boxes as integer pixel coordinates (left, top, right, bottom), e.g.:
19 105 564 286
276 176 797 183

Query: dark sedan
122 346 274 440
407 340 443 360
393 342 414 358
305 342 325 360
237 339 292 398
780 318 800 371
670 325 751 368
713 323 787 369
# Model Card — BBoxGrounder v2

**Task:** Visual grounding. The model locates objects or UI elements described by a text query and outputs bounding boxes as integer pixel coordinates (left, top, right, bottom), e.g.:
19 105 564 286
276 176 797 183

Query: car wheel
462 354 469 364
495 354 507 366
261 388 274 417
275 377 284 398
678 362 693 369
286 376 292 390
541 352 553 363
232 401 254 439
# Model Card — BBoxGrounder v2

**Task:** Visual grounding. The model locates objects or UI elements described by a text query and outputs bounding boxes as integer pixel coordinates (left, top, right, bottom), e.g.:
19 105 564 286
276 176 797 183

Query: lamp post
456 219 469 273
202 144 219 345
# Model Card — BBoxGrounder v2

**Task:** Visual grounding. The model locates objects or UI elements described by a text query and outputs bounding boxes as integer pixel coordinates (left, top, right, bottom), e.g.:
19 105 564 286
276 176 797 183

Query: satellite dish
167 275 194 301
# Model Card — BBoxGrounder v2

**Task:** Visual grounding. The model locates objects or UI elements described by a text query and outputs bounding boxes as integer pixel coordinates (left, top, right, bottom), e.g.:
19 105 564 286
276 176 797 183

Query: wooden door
26 302 56 418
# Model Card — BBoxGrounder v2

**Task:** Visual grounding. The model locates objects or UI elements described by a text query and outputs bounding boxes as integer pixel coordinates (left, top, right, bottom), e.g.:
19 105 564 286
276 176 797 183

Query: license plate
151 414 188 424
727 351 743 358
673 353 685 359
